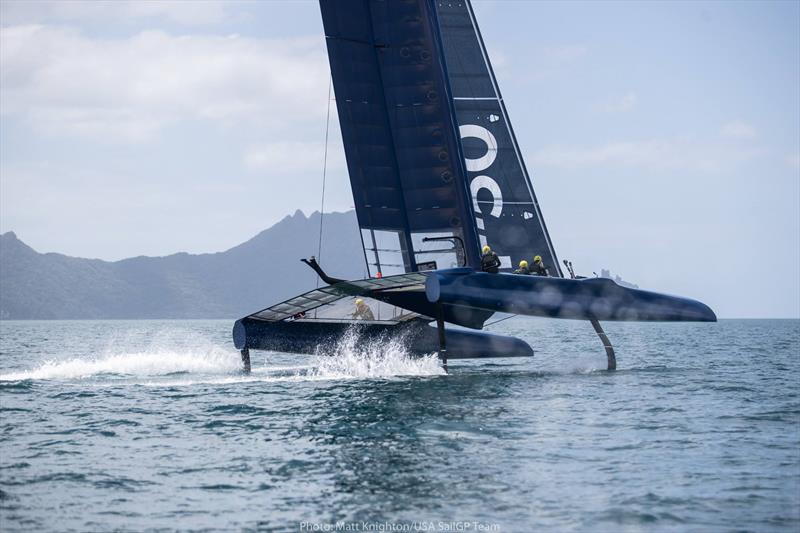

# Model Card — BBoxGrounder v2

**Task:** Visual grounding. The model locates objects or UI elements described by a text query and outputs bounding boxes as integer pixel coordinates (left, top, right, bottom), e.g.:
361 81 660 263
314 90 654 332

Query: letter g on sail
470 176 502 219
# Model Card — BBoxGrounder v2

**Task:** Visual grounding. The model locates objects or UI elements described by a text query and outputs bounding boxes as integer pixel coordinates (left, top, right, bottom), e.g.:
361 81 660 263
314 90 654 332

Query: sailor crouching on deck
531 255 549 276
514 260 531 275
352 298 375 320
480 245 501 273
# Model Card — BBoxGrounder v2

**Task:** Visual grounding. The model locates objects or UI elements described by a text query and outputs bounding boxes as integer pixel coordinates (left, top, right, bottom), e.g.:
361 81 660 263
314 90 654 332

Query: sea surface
0 319 798 532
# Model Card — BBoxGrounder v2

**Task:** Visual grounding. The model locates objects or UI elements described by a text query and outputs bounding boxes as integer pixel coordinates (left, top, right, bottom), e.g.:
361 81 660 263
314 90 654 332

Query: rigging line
484 313 517 328
316 75 333 290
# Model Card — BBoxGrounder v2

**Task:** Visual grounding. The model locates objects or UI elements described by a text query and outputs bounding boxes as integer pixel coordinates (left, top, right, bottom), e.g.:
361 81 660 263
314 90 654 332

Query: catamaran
232 0 715 372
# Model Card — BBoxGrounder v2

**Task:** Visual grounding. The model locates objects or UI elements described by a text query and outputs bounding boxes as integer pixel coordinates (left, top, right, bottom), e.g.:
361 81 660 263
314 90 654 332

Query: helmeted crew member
514 259 531 275
480 245 501 274
352 298 375 320
531 255 549 276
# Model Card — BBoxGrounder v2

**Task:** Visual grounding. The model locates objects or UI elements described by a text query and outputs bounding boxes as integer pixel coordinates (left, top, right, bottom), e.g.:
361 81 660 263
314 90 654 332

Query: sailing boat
232 0 715 372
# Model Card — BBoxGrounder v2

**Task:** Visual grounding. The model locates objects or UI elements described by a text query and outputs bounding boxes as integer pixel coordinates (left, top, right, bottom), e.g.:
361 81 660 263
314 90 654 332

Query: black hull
233 317 532 359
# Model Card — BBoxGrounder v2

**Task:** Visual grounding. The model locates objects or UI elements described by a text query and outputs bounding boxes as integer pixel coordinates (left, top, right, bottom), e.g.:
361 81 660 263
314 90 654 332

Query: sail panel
434 0 563 276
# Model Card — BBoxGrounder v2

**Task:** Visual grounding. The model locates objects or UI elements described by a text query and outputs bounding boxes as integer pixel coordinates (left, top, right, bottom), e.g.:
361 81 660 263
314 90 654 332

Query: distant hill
0 210 364 320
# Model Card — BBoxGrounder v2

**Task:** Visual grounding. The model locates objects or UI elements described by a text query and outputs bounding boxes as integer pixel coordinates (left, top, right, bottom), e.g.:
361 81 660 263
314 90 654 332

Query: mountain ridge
0 210 364 320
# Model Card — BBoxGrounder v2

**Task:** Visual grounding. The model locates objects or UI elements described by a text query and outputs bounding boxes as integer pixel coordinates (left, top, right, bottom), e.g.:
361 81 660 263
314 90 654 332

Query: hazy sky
1 0 798 318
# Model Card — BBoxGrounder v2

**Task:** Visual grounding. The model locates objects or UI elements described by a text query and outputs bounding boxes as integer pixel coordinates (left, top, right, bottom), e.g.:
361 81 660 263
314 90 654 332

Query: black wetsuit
514 265 531 275
481 251 501 273
531 261 549 276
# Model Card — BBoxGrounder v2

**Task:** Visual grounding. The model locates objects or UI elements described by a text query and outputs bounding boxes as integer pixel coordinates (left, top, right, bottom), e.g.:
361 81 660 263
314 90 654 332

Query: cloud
119 1 230 26
598 91 638 113
0 25 329 142
0 1 232 27
532 138 766 173
244 141 343 176
720 119 756 139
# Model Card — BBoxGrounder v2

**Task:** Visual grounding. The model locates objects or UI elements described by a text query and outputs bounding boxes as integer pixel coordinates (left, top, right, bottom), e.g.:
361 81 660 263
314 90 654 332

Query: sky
0 0 798 318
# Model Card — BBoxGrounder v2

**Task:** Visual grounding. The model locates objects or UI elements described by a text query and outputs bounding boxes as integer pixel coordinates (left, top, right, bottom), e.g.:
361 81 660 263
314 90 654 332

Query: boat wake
310 327 444 379
0 345 241 382
0 328 443 384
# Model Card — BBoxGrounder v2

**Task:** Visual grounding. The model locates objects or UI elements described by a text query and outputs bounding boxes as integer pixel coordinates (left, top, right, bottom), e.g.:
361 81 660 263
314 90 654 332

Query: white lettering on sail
470 175 503 250
470 175 502 217
461 124 509 267
459 124 497 172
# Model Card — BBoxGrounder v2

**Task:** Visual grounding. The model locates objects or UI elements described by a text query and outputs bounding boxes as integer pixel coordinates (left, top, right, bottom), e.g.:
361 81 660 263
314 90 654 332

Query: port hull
233 318 532 359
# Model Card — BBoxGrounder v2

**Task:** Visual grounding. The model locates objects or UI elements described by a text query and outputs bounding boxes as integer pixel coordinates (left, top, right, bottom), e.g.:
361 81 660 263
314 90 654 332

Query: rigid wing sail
232 0 715 372
318 0 558 276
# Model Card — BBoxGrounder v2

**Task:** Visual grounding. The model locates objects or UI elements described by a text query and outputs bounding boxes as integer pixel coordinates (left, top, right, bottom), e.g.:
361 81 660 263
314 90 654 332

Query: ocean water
0 318 798 532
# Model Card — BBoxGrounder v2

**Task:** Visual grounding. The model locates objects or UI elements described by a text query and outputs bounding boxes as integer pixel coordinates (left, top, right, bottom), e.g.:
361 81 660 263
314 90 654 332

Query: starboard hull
425 269 717 322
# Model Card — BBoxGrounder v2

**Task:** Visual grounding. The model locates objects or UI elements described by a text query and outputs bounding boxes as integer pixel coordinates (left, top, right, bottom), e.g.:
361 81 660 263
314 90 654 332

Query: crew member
531 255 549 276
480 245 501 273
514 259 530 275
352 298 375 320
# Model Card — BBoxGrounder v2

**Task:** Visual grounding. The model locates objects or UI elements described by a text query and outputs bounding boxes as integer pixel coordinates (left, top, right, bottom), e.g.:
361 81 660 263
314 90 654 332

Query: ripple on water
0 319 797 532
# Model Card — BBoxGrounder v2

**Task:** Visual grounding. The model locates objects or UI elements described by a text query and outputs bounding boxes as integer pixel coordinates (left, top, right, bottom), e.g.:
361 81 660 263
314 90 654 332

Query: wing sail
319 0 482 276
320 0 562 276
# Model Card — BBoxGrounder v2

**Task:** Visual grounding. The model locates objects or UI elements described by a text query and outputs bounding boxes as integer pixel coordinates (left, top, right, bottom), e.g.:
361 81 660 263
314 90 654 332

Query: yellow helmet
534 255 542 262
482 245 491 254
355 298 364 305
519 260 528 268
